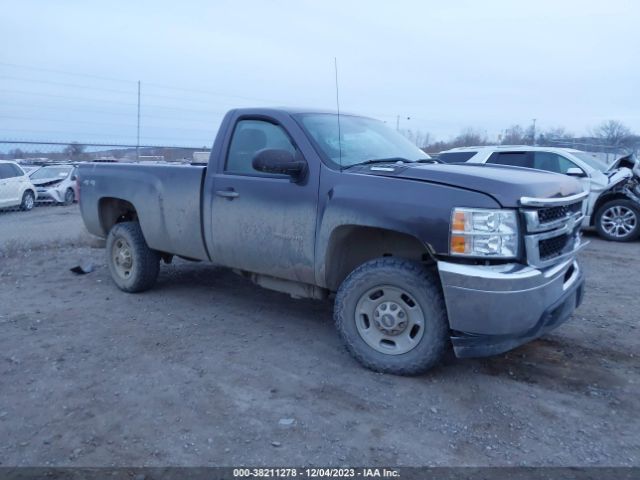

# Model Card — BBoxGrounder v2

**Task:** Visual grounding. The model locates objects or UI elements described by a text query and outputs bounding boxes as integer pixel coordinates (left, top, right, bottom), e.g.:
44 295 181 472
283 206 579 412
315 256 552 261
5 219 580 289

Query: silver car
29 164 79 205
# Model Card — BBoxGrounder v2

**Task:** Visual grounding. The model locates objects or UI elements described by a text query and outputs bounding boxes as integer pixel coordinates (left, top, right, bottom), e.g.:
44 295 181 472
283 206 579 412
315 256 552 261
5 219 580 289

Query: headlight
450 208 519 258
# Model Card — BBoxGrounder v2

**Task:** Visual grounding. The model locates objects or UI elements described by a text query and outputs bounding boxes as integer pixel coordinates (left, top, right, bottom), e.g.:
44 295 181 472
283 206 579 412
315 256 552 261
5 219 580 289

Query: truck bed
79 162 209 260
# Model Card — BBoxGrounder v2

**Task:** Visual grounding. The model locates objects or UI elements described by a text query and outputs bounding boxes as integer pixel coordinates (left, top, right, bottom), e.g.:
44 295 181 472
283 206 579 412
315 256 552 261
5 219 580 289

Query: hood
355 162 584 207
31 177 64 187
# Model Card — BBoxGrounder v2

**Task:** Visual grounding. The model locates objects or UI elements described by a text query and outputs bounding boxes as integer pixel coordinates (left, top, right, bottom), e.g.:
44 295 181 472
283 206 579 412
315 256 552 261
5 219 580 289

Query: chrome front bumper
438 258 584 357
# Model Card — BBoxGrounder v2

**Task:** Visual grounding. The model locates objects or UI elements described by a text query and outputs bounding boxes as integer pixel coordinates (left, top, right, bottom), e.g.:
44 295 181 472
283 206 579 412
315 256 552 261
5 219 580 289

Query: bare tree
537 127 572 146
8 148 25 159
592 120 632 147
400 129 431 149
64 142 86 160
501 125 526 145
452 128 487 147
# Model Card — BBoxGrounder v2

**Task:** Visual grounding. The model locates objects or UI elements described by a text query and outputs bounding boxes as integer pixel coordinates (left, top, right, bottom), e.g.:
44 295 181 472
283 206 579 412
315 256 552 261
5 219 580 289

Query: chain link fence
0 140 211 164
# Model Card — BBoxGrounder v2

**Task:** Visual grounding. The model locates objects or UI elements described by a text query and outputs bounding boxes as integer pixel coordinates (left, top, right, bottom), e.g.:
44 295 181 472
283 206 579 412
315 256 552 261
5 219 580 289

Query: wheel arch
98 197 139 234
591 192 634 225
323 225 436 291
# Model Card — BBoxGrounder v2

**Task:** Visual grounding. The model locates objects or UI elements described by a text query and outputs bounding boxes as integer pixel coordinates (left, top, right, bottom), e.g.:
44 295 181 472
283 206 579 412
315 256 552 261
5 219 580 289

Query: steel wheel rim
601 206 637 238
24 194 34 209
65 190 74 203
112 237 134 279
355 285 425 355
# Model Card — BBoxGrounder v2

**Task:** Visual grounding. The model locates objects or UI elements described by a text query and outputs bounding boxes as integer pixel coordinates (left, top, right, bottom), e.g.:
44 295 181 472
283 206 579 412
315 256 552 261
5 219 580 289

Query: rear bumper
437 258 584 358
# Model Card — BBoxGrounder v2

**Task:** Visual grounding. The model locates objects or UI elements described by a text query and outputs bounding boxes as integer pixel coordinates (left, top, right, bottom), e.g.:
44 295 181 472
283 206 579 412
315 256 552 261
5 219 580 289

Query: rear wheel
20 191 35 211
595 199 640 242
106 222 160 293
334 257 449 375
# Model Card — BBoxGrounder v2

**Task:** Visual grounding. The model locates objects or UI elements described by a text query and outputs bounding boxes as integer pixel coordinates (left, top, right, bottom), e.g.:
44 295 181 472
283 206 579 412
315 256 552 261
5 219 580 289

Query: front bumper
438 258 584 358
35 187 64 203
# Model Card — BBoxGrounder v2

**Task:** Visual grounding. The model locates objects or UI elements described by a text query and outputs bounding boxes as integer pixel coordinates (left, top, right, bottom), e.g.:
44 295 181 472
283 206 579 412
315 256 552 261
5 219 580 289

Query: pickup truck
79 108 587 375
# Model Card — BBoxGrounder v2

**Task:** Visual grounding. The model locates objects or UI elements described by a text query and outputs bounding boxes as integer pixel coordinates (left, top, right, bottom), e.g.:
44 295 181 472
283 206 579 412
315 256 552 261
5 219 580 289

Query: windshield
570 151 609 172
30 166 73 180
296 113 429 168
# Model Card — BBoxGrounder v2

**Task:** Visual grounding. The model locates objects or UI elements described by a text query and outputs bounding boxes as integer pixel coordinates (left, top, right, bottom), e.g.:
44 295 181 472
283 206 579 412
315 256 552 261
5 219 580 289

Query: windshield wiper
344 157 412 169
415 158 441 164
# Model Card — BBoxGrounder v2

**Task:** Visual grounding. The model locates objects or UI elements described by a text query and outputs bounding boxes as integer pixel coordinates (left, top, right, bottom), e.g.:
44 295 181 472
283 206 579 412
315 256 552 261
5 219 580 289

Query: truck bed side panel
79 163 209 260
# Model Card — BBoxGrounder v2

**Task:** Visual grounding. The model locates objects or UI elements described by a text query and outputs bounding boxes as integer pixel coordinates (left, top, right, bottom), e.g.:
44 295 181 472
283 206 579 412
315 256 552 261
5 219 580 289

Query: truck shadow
151 261 633 390
458 334 633 401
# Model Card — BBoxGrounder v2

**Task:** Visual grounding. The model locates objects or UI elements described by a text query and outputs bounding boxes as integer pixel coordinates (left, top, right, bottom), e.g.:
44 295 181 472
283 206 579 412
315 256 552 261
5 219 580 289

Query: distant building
192 151 210 163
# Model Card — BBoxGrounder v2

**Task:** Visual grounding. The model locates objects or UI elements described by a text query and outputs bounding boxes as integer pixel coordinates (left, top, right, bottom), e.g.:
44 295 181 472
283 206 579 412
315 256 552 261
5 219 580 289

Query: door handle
215 189 239 199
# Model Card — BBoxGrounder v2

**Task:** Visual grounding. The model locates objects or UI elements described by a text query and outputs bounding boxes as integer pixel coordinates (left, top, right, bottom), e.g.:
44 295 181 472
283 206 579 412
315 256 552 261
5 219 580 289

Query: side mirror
566 167 586 177
252 149 306 181
70 175 77 181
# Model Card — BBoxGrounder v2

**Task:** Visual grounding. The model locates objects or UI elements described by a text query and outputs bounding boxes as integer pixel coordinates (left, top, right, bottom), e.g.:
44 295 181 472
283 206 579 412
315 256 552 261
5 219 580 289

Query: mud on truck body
79 108 588 375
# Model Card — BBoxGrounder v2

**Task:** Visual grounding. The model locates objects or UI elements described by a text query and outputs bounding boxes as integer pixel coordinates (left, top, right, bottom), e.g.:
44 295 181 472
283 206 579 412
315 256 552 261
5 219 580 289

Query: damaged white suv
439 146 640 242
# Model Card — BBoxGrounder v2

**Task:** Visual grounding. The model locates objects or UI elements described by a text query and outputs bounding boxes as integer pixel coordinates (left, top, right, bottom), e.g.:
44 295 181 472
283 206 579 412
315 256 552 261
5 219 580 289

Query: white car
29 164 79 205
438 146 640 242
0 160 37 211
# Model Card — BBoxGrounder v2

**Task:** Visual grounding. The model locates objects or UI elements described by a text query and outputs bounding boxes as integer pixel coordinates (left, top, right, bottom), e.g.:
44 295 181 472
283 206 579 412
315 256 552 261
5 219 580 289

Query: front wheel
20 191 35 211
106 221 160 293
63 188 75 206
595 199 640 242
334 257 449 375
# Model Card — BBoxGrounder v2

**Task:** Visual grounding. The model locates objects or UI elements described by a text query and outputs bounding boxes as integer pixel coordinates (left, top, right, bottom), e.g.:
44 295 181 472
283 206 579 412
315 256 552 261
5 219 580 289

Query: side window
438 151 478 163
532 152 578 174
0 164 19 179
487 152 532 168
226 119 296 175
10 164 24 177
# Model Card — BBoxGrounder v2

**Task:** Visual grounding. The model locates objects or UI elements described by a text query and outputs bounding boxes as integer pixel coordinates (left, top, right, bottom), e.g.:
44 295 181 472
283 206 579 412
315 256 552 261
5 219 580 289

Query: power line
0 61 289 104
0 101 226 122
0 89 236 114
0 61 136 84
0 114 218 132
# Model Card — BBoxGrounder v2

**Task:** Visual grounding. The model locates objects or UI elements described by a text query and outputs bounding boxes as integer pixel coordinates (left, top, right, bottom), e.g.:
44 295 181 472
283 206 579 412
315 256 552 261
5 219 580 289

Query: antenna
334 57 343 170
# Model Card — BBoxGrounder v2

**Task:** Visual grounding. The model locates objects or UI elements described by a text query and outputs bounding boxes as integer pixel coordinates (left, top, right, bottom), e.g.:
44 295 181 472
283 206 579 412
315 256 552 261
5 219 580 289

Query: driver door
209 118 319 284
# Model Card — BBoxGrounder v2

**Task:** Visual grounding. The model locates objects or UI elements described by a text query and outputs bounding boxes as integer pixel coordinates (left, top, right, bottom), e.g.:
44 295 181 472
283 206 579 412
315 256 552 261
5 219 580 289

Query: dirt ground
0 206 638 467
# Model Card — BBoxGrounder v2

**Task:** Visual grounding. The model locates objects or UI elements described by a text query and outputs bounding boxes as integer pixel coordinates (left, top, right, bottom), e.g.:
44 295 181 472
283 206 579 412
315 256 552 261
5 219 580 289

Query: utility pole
136 80 141 162
396 115 410 132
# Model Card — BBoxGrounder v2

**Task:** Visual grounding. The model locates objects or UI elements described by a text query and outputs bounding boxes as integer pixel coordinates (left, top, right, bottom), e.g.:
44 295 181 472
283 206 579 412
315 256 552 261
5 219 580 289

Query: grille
539 233 570 260
538 205 568 223
537 202 581 224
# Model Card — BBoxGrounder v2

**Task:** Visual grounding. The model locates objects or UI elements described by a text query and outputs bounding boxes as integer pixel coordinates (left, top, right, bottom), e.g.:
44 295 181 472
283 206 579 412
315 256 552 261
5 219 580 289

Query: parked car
79 108 587 375
19 165 42 176
29 164 79 205
0 160 37 211
439 146 640 241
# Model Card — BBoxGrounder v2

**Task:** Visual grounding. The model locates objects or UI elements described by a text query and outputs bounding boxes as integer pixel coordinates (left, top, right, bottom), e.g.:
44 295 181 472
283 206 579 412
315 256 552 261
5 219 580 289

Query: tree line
401 120 639 154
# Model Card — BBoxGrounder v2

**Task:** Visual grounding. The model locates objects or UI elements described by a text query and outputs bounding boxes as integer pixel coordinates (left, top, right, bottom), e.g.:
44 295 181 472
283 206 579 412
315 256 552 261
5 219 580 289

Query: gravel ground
0 208 638 467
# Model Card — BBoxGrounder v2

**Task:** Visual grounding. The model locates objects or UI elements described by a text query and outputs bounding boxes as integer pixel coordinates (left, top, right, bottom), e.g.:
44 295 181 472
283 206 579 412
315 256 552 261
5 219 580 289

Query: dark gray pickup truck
79 108 588 375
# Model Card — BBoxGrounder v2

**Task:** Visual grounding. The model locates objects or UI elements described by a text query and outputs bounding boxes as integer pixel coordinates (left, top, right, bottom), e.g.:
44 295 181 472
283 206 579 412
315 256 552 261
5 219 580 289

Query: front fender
314 172 501 288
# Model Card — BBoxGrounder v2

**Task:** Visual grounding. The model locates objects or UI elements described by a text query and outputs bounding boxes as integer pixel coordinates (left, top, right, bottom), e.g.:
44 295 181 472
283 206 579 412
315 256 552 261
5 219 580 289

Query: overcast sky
2 0 639 146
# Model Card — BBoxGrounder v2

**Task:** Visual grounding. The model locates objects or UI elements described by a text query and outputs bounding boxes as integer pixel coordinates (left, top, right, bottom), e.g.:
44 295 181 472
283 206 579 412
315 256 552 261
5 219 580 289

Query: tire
63 188 75 206
595 199 640 242
334 257 449 375
20 190 35 211
106 221 160 293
